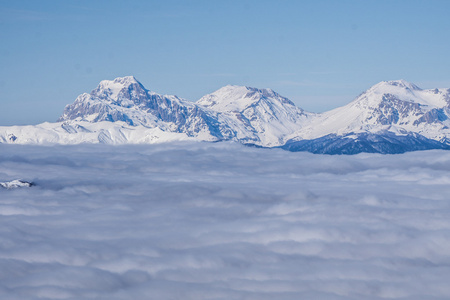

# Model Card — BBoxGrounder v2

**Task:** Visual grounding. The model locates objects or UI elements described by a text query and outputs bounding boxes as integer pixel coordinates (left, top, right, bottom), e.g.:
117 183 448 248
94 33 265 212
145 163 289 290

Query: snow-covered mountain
2 76 309 147
282 80 450 153
58 76 224 141
2 76 450 154
291 80 450 140
197 85 311 146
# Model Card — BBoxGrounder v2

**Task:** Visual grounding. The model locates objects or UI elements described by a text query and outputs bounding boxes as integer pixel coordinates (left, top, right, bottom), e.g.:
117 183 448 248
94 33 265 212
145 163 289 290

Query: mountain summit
197 85 310 145
90 76 146 103
197 85 298 112
289 79 450 140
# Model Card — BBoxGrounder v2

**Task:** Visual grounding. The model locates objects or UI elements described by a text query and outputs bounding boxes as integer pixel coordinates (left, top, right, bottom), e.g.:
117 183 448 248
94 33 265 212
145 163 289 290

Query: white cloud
1 142 450 299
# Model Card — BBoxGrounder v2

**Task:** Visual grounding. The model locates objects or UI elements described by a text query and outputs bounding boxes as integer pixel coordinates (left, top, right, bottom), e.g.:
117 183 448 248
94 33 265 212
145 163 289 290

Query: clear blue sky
1 0 450 125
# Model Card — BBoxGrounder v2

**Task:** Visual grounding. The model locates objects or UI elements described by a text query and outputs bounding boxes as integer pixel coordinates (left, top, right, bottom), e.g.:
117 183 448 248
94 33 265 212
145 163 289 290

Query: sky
2 142 450 299
1 0 450 125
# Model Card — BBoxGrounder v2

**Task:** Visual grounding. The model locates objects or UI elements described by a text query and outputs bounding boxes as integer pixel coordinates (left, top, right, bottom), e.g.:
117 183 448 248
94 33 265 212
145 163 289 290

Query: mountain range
2 76 450 154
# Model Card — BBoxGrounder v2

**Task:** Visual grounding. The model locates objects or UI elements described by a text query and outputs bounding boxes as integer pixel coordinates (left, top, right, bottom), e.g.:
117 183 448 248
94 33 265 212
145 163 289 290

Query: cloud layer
1 142 450 299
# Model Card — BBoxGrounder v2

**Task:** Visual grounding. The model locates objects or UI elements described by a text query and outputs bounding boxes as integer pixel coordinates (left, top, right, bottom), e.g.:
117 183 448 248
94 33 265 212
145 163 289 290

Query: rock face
2 76 450 154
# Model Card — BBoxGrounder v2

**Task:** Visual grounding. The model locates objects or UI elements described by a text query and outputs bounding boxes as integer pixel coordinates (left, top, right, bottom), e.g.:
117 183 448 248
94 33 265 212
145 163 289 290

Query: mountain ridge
57 77 310 146
2 76 450 154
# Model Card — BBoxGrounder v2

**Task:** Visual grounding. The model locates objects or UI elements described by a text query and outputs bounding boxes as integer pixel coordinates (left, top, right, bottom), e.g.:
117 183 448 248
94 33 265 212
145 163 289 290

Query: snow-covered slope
0 121 195 145
290 80 450 142
197 85 311 146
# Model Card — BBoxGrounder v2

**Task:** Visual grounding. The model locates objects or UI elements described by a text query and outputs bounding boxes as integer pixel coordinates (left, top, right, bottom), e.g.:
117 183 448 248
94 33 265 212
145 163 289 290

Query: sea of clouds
1 142 450 300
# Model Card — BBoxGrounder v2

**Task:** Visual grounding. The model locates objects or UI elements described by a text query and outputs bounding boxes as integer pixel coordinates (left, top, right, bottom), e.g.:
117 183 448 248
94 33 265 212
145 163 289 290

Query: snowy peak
353 79 421 106
196 85 297 112
373 79 421 91
90 76 147 104
96 76 142 90
196 84 309 146
293 79 450 141
354 79 449 108
98 75 140 88
58 76 182 127
58 76 226 139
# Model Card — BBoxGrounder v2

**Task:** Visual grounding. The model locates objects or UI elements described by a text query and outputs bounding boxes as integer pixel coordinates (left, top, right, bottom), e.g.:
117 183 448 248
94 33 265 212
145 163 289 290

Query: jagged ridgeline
2 76 450 154
57 76 309 146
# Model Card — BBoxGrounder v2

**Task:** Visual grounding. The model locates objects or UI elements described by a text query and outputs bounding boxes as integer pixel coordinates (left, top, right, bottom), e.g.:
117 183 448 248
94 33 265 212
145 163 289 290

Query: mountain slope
0 121 195 145
290 80 450 142
282 131 450 154
197 85 311 146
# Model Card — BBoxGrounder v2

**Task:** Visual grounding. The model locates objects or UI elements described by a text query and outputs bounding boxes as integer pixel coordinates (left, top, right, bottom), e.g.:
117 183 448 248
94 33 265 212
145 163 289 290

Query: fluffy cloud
1 142 450 299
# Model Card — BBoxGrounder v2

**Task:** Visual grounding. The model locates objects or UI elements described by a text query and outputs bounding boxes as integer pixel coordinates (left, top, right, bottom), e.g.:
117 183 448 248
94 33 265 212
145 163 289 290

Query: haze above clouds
1 142 450 299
